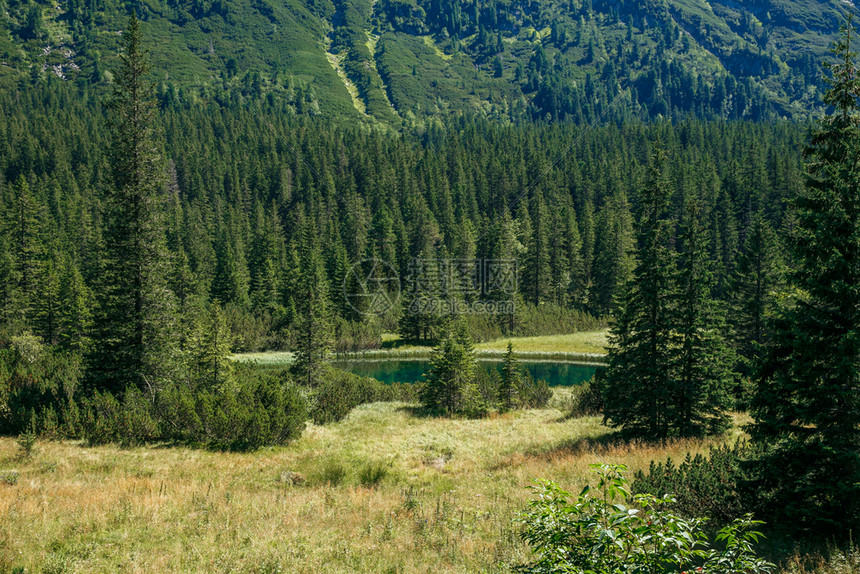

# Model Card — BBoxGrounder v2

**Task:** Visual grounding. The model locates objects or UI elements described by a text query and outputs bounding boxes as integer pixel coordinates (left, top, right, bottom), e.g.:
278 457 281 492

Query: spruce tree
523 190 551 306
88 14 178 394
7 175 45 330
749 17 860 537
421 322 477 414
670 200 734 436
498 341 520 411
57 258 93 354
730 213 782 381
602 147 676 438
189 303 233 388
291 223 332 387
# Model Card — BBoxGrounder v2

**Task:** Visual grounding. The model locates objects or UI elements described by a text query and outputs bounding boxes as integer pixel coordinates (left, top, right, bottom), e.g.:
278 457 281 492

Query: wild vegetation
0 401 753 573
0 0 852 123
1 2 860 572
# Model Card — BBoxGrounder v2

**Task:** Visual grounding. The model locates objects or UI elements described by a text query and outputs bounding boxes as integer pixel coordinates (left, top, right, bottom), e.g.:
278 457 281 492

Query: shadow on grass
396 404 486 419
489 432 676 470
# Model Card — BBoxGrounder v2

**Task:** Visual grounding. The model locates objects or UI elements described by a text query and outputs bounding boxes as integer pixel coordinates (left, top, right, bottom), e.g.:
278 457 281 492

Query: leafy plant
516 463 774 574
0 471 18 486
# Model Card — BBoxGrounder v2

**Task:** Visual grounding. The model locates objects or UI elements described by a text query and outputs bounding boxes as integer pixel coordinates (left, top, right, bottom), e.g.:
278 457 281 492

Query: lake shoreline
233 331 611 366
333 349 609 366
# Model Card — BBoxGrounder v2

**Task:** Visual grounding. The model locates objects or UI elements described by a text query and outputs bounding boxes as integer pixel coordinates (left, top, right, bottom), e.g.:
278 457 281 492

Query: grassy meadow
0 390 747 573
232 331 611 367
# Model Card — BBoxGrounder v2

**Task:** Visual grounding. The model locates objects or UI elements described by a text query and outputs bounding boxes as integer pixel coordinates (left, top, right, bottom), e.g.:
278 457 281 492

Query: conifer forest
1 0 860 571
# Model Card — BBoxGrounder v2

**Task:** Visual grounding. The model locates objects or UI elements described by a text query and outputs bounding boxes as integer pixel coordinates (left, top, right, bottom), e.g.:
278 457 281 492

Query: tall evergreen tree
57 258 93 353
670 200 734 436
731 213 782 381
590 190 633 316
6 175 45 329
602 147 676 438
522 190 551 305
188 303 233 389
421 321 477 414
749 17 860 537
88 14 177 394
498 341 520 411
291 224 333 387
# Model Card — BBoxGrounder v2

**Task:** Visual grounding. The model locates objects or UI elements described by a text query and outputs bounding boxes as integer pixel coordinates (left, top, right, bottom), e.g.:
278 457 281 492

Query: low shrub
516 371 552 409
632 440 752 528
358 460 390 487
567 376 604 416
310 367 416 424
75 370 307 450
517 463 774 574
158 372 308 450
80 386 158 446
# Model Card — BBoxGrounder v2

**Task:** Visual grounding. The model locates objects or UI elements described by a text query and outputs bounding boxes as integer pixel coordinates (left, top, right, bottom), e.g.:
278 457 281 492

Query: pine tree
602 147 676 438
590 190 633 316
421 322 477 414
6 175 45 329
188 303 233 388
0 234 18 331
731 213 782 381
88 14 178 394
749 17 860 537
57 258 93 354
523 190 551 305
669 200 734 436
498 341 520 411
291 224 332 387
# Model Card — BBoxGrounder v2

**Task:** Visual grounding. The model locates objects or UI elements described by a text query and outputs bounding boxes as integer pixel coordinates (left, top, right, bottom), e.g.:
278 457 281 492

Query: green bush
632 441 752 528
80 386 158 446
0 342 83 436
517 463 774 574
311 367 416 424
516 371 552 409
567 376 604 416
358 460 390 487
176 373 308 450
76 371 307 450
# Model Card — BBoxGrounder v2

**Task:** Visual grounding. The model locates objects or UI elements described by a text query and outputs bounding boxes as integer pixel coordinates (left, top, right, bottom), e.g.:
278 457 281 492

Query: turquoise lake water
332 359 600 387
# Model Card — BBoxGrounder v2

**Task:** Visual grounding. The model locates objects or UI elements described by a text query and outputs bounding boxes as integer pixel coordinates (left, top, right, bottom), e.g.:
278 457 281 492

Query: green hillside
0 0 853 124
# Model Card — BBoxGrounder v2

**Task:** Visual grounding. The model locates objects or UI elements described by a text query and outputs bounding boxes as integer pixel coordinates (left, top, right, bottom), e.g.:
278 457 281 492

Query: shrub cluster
77 374 308 450
0 334 427 449
311 367 417 424
632 441 752 529
566 375 605 417
0 338 309 450
517 464 774 574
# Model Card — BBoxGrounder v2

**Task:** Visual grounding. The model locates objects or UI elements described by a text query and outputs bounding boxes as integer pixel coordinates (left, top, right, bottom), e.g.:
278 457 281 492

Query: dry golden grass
474 332 609 355
0 399 745 573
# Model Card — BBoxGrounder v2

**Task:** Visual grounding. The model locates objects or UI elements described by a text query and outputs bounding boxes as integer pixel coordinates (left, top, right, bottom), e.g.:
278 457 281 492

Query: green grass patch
0 400 749 573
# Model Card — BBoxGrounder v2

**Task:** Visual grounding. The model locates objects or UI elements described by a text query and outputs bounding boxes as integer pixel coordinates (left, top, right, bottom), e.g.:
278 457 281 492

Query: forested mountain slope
0 0 853 125
0 82 806 353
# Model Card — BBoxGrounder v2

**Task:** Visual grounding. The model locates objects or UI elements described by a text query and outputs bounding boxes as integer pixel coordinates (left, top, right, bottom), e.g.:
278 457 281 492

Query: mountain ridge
0 0 854 125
